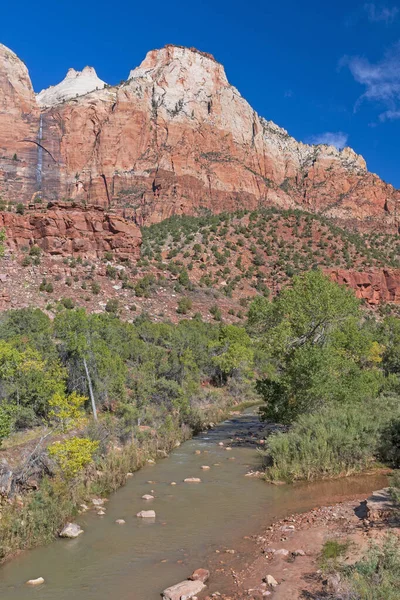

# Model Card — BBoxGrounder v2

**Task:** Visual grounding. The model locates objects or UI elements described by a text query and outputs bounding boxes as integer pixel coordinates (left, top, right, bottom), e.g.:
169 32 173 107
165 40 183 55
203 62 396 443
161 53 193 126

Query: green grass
320 539 350 571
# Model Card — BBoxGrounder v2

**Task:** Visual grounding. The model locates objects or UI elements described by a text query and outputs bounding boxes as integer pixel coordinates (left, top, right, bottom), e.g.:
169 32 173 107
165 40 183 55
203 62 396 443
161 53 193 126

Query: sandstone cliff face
326 269 400 305
0 203 141 258
0 43 399 231
0 44 40 202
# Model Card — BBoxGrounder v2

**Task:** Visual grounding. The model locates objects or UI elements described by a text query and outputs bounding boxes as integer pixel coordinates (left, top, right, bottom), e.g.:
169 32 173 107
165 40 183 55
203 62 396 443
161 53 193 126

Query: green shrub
29 245 41 257
265 397 400 482
379 416 400 467
320 539 350 571
105 299 119 314
177 297 192 314
342 535 400 600
48 437 99 479
210 304 222 321
91 281 101 295
60 297 75 309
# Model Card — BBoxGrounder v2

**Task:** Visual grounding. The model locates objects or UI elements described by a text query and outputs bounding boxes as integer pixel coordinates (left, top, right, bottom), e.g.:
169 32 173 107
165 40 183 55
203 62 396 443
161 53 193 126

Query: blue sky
2 0 400 187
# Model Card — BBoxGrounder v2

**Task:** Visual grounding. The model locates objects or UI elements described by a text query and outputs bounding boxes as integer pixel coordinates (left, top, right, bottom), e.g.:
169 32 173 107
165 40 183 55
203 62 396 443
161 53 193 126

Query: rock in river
162 579 206 600
184 477 201 483
59 523 84 538
142 494 154 500
26 577 44 586
137 510 156 518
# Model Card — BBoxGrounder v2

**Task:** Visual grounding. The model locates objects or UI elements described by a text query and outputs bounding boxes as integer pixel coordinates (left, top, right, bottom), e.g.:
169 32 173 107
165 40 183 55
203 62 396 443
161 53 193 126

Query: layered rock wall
0 203 141 258
326 268 400 305
0 43 399 231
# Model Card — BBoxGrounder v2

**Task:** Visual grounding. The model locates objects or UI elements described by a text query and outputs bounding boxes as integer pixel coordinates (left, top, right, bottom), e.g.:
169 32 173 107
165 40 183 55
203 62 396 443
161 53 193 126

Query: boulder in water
59 523 84 538
137 510 156 518
184 477 201 483
26 577 44 586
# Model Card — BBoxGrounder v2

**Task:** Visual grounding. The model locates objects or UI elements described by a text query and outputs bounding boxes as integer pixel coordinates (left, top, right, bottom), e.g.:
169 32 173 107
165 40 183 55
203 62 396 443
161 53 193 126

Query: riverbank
201 486 399 599
0 396 259 564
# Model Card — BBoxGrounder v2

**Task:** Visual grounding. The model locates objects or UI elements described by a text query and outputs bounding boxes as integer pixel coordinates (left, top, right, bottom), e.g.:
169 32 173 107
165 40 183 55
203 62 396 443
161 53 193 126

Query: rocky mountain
36 66 106 107
1 43 399 232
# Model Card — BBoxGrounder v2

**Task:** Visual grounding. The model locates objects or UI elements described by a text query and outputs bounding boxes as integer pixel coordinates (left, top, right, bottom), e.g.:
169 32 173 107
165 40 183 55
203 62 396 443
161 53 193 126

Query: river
0 410 387 599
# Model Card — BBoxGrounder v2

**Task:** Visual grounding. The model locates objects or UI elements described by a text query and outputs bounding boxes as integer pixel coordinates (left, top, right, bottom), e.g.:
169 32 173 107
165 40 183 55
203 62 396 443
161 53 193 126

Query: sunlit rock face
0 43 40 202
36 66 106 107
0 43 399 231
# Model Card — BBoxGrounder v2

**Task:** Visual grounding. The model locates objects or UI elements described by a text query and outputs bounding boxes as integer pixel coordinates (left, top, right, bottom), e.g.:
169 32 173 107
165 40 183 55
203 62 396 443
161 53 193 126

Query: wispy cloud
341 42 400 120
364 3 398 24
307 132 349 149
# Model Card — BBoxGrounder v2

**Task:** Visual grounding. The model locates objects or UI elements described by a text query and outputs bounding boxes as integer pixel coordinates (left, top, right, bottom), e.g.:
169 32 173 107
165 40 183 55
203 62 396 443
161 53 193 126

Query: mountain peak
128 44 227 84
36 66 106 107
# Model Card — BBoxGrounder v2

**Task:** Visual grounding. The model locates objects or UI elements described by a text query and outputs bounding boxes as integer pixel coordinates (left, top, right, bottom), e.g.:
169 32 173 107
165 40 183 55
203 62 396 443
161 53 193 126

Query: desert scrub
340 535 400 600
264 398 400 482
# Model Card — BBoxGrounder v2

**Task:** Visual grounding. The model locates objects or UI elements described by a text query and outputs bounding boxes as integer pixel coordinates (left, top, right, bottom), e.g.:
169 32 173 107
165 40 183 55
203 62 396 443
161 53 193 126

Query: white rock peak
36 66 106 107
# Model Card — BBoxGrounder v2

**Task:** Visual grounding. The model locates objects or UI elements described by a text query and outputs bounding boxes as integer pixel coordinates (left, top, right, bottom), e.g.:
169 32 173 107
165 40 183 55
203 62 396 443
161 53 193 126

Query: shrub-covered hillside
141 207 400 304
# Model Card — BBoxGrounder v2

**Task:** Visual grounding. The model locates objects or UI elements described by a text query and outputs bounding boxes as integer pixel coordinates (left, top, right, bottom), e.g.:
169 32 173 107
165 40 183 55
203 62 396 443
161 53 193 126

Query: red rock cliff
0 203 141 259
0 43 400 231
326 268 400 305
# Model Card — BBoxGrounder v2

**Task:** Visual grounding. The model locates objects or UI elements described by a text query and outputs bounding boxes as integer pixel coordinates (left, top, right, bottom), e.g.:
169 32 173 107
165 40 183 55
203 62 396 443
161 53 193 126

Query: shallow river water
0 410 387 599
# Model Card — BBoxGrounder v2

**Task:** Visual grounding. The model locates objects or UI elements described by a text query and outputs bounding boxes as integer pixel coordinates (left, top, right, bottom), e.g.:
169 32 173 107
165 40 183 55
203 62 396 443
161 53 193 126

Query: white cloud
307 132 349 149
379 109 400 120
341 42 400 120
364 3 398 24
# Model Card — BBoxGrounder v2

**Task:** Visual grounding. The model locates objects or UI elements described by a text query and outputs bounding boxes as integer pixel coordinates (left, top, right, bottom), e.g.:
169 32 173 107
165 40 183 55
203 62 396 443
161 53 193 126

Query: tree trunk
83 356 97 421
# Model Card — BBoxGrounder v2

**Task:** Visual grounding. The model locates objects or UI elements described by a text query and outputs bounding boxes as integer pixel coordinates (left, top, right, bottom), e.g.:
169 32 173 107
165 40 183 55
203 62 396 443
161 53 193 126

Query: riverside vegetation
0 270 399 570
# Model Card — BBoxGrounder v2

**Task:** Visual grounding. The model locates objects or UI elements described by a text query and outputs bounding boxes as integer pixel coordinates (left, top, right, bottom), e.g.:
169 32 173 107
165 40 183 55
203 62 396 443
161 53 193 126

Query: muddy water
0 411 387 599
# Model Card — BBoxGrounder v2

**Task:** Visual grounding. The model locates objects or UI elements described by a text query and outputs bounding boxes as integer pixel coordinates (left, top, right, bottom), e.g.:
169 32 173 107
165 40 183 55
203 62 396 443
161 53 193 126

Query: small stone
147 459 155 464
170 482 177 486
225 447 232 451
126 472 134 477
293 549 306 556
184 478 201 483
218 442 224 446
26 577 44 586
195 450 201 455
225 549 235 554
265 575 278 588
275 548 289 557
201 466 211 470
115 519 125 524
142 494 154 500
59 523 84 538
189 568 210 583
97 510 106 516
137 510 156 518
